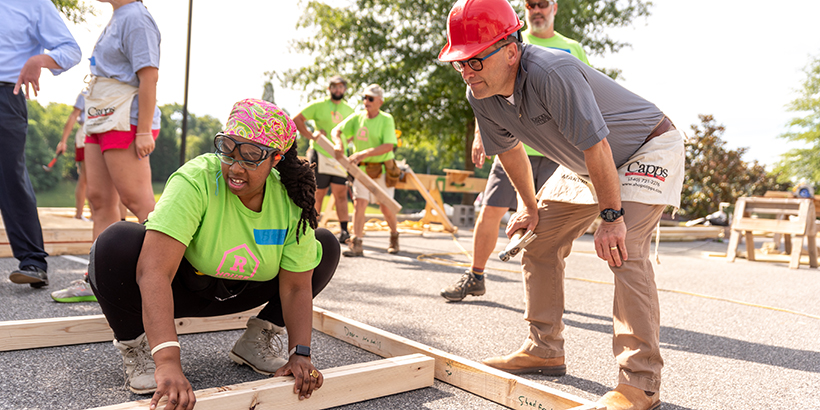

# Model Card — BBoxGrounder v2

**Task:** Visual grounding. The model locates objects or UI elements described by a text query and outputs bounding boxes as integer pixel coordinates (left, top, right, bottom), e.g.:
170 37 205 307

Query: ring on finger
310 369 319 378
609 246 618 250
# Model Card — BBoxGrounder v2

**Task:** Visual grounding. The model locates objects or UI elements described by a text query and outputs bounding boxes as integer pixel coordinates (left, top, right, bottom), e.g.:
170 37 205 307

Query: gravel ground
1 227 818 409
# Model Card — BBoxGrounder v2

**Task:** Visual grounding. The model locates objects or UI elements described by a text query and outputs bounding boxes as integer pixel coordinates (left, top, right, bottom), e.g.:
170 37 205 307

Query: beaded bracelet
150 341 181 356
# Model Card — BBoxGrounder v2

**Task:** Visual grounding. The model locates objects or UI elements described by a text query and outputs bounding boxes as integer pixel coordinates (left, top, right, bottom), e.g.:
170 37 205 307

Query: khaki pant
520 200 664 392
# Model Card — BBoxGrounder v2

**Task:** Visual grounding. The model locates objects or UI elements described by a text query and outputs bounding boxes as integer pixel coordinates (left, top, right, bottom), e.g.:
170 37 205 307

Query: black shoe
10 265 49 288
338 230 351 245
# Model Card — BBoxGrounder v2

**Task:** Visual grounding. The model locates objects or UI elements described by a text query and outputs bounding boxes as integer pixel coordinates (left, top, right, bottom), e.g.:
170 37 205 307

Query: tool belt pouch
83 76 138 135
384 159 401 187
364 162 383 179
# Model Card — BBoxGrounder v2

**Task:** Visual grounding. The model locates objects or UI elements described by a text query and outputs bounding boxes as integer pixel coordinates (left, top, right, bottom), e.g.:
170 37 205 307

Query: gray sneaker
229 316 288 375
9 265 48 288
440 271 486 302
113 333 157 394
51 278 97 303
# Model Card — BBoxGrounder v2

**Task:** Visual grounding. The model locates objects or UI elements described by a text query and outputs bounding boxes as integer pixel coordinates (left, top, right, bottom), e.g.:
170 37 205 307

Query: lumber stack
0 207 93 258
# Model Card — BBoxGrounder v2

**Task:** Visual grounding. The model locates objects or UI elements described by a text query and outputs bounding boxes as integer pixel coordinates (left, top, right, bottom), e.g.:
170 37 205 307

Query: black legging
89 221 340 341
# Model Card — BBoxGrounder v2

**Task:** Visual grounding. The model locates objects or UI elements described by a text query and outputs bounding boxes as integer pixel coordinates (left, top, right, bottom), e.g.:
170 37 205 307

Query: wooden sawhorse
726 197 818 269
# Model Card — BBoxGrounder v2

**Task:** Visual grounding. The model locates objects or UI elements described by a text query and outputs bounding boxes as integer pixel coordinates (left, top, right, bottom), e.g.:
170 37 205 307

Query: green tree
682 115 788 218
51 0 95 24
773 54 820 186
151 104 224 183
282 0 651 204
26 101 78 192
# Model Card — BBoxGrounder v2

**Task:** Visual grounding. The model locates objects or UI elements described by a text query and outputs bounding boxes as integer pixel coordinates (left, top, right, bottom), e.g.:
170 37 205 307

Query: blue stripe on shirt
254 229 288 245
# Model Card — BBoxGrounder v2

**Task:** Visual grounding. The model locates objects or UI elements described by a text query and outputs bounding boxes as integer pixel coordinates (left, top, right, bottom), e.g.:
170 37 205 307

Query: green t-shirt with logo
299 98 354 157
334 110 397 170
145 154 322 282
521 30 590 157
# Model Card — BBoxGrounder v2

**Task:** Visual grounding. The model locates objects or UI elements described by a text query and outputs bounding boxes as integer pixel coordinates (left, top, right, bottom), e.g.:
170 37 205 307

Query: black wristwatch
289 345 311 357
600 208 625 222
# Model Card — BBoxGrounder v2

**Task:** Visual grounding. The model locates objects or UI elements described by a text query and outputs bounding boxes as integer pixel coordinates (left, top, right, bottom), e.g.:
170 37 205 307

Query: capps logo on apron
537 130 685 208
83 76 138 135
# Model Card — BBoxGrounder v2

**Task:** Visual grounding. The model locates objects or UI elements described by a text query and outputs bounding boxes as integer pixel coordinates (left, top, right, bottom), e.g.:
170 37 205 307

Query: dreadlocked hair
275 140 318 243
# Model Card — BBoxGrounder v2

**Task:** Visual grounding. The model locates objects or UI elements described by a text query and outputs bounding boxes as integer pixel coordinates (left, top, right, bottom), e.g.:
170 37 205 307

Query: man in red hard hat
439 1 685 409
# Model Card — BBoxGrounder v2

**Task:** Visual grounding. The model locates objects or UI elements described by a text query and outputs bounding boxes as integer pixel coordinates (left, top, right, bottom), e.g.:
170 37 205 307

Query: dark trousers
89 222 340 341
0 86 47 271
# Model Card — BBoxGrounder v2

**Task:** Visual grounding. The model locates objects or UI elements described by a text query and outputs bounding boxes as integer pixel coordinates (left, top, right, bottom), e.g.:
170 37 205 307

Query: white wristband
150 341 180 356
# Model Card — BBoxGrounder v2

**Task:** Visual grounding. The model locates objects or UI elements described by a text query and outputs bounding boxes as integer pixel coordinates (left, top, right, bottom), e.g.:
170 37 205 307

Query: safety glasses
525 1 554 10
213 133 279 171
451 43 509 73
362 96 376 102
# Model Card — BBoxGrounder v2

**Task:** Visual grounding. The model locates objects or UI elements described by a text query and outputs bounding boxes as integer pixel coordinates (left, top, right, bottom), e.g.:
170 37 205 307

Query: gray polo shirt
470 44 664 178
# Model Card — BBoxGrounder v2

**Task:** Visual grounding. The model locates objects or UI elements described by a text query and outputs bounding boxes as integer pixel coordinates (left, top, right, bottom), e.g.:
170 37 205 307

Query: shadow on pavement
564 310 820 373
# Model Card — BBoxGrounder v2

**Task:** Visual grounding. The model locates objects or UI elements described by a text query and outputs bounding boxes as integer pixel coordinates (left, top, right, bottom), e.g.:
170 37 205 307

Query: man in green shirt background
331 84 400 257
441 0 590 302
294 75 355 243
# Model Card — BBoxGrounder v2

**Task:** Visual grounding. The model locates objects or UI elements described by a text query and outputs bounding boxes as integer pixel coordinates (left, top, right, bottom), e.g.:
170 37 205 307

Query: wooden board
314 134 401 214
393 173 487 194
312 307 603 410
404 166 456 233
0 307 262 352
0 207 94 257
87 354 434 410
1 307 599 409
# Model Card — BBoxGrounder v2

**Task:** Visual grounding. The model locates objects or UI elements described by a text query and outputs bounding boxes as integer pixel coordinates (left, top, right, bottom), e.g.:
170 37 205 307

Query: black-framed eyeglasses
215 152 270 171
362 96 376 102
525 0 554 10
213 133 279 171
214 133 275 162
451 43 510 73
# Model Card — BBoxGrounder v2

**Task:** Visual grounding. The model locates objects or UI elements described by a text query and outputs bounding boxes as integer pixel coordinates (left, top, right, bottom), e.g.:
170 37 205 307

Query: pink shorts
75 146 85 162
85 125 159 153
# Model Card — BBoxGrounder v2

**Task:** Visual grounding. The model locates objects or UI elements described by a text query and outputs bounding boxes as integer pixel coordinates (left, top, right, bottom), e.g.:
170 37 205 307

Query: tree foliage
151 104 224 183
51 0 95 24
281 0 652 176
773 54 820 185
24 101 78 192
681 115 788 218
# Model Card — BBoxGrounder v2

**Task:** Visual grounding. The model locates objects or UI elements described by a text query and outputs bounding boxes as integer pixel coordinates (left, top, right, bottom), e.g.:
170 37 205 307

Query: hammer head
498 229 537 261
42 157 58 172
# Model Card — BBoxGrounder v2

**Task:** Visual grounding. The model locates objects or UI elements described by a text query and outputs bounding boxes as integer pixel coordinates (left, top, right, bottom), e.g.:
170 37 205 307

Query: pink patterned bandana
223 99 296 153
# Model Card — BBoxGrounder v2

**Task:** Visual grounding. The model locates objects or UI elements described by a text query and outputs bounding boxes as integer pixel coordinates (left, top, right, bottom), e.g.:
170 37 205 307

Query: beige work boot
387 232 399 254
482 347 566 376
343 236 364 257
597 384 661 410
229 316 288 375
112 333 157 394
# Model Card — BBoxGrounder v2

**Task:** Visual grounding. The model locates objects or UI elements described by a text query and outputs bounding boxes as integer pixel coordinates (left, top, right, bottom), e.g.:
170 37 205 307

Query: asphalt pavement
1 225 819 409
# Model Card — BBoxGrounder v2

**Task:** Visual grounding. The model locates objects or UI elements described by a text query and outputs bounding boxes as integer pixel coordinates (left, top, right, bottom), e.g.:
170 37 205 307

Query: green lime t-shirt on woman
299 98 354 158
334 110 397 171
145 155 322 282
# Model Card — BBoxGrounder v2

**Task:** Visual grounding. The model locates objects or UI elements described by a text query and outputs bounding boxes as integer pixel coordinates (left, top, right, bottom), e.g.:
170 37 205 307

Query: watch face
295 345 311 356
601 208 622 222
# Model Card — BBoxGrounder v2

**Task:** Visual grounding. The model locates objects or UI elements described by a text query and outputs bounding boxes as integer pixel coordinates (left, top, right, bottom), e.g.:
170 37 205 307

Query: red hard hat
438 0 524 62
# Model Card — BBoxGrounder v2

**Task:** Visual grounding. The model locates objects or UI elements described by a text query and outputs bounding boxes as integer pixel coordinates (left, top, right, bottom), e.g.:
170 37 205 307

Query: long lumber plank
87 354 434 410
2 307 599 409
0 307 262 351
314 134 402 214
312 307 603 410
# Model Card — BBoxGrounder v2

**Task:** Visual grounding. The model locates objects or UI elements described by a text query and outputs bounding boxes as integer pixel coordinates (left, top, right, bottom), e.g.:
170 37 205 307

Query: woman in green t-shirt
88 99 339 408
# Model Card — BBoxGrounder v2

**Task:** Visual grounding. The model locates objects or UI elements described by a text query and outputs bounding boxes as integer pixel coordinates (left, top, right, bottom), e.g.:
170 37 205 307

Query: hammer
498 229 537 261
42 155 59 172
